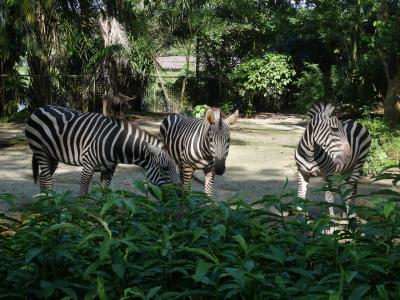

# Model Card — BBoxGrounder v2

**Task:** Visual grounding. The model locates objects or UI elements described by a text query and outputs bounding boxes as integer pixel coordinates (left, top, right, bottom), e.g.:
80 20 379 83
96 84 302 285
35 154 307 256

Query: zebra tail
32 155 39 184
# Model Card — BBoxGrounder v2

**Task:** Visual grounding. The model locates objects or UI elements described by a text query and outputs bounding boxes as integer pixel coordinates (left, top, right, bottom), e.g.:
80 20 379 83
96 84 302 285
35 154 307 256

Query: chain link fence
0 74 237 116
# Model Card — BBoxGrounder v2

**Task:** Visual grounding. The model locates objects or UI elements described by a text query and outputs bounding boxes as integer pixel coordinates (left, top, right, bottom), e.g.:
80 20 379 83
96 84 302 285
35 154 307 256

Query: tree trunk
384 71 400 124
180 46 191 104
377 1 400 125
155 66 174 112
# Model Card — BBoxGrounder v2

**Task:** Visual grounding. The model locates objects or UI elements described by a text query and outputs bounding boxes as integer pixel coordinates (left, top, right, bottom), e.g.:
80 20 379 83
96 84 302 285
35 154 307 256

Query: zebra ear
205 107 221 124
307 102 336 118
225 110 239 125
145 142 162 156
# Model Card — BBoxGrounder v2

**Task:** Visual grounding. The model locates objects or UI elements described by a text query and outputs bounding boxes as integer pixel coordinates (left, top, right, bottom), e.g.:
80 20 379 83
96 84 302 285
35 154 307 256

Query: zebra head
205 108 239 175
308 103 351 165
144 142 181 186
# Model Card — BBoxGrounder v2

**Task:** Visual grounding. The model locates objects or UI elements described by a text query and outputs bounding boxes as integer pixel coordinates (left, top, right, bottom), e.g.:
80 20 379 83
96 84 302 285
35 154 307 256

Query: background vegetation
0 0 400 122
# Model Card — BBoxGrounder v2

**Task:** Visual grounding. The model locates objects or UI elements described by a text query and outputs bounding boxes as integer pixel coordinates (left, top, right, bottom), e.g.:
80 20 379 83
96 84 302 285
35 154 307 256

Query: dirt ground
0 114 399 211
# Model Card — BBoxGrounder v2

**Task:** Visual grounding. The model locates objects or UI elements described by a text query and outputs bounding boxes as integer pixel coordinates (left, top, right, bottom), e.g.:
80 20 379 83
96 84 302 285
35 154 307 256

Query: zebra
25 105 181 196
295 102 371 216
160 107 239 196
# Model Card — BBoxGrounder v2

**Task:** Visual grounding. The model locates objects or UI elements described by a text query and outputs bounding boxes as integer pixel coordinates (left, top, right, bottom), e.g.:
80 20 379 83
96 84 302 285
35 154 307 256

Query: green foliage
294 63 326 112
191 104 209 118
232 53 296 113
2 181 400 298
360 118 400 175
7 109 31 123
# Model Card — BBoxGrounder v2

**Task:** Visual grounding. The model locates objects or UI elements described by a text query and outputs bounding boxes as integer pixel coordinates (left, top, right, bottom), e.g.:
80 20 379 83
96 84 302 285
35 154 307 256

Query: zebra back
25 105 180 187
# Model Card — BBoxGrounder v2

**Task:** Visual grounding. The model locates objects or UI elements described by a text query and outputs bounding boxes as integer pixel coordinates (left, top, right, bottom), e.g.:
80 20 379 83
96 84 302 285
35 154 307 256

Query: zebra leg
49 159 59 176
181 165 194 192
203 167 215 196
80 165 95 196
324 177 335 216
37 157 58 192
100 167 116 188
343 179 358 217
296 170 309 211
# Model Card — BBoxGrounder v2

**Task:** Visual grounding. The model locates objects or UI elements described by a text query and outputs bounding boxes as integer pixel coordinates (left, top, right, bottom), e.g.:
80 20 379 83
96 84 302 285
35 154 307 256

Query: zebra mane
307 102 336 118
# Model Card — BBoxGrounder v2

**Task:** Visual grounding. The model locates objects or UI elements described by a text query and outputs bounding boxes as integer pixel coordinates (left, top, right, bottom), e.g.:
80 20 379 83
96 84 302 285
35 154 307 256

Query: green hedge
1 180 400 299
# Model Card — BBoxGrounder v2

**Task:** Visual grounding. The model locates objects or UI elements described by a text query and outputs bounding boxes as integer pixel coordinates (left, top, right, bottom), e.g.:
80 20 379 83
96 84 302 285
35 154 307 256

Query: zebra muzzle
214 159 226 175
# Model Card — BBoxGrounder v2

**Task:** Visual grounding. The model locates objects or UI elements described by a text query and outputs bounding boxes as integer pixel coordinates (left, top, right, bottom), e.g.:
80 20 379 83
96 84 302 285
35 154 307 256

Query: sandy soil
0 115 398 211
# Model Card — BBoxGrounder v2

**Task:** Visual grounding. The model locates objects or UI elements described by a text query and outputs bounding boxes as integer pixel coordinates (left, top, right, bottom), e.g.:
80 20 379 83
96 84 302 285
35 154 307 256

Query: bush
293 63 326 113
232 53 296 114
191 104 209 118
360 117 400 175
7 108 31 123
1 181 400 299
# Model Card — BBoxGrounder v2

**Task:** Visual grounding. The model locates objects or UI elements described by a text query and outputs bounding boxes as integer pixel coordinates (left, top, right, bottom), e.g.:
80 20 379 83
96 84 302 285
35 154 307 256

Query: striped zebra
25 105 181 195
160 107 239 196
295 103 371 216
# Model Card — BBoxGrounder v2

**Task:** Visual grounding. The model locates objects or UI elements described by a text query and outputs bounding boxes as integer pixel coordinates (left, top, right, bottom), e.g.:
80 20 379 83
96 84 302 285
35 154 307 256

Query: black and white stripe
295 103 371 216
160 107 239 196
25 105 181 195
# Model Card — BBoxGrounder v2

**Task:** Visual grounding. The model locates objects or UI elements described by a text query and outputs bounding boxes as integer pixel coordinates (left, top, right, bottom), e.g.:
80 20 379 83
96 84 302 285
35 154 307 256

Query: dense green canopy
0 0 399 122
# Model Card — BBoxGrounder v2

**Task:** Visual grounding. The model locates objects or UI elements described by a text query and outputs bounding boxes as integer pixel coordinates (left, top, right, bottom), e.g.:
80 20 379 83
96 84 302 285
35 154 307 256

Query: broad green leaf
193 261 213 282
146 286 162 299
344 271 358 284
99 236 112 261
58 286 78 300
101 198 117 216
222 268 246 288
40 280 55 298
77 232 105 249
149 184 162 201
42 223 76 236
112 263 125 278
348 285 370 300
327 290 341 300
376 285 389 300
383 202 395 218
233 235 248 254
87 213 112 237
192 227 207 242
83 261 101 280
123 287 145 299
97 277 108 300
25 247 42 263
182 247 219 265
123 199 136 213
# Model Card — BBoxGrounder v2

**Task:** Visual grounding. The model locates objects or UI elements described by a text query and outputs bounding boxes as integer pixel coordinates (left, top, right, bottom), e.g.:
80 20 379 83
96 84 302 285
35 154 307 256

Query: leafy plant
191 104 209 118
294 63 326 113
1 179 400 299
232 53 296 114
360 117 400 175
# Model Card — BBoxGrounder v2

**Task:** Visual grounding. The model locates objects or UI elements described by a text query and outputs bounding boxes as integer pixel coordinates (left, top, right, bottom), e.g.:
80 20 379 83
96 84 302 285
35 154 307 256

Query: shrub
232 53 296 114
191 104 209 118
7 108 31 123
1 181 400 299
293 63 326 113
360 117 400 175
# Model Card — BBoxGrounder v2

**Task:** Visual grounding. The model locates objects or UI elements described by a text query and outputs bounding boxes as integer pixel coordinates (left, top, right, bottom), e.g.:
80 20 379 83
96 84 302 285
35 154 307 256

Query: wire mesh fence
0 74 237 116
